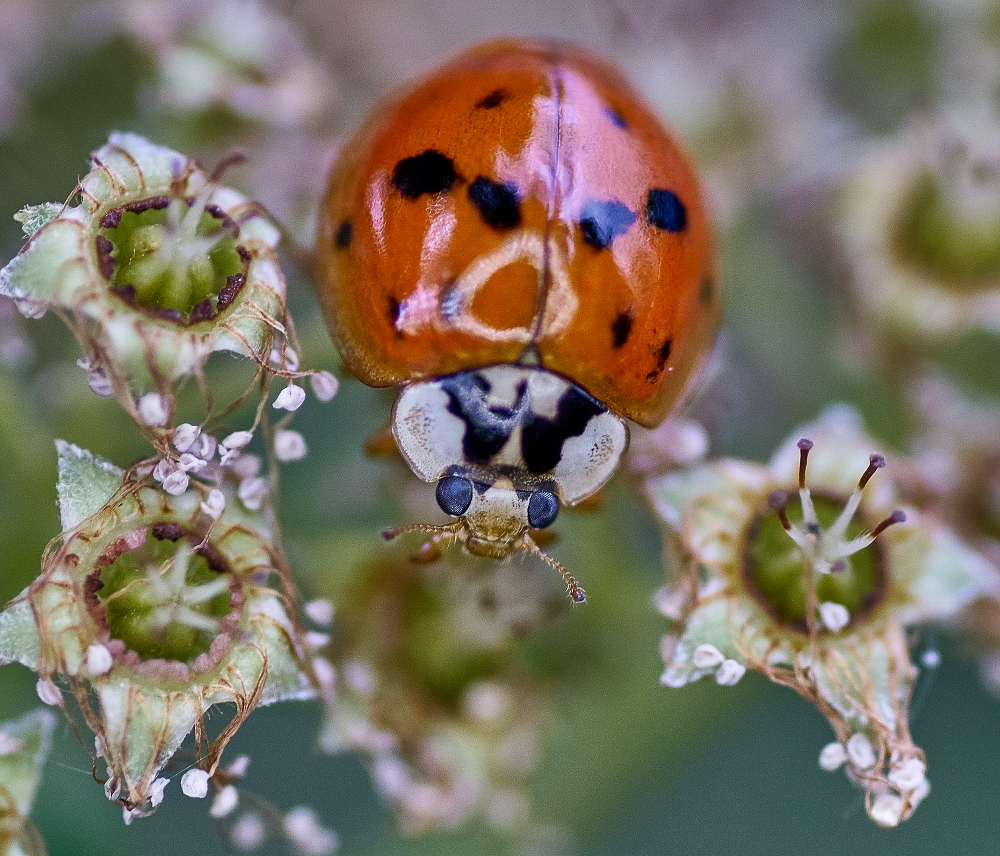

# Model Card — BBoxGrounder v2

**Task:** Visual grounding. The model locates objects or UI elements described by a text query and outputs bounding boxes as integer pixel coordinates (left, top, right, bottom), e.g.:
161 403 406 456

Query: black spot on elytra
468 176 521 229
700 277 715 304
646 338 673 381
522 387 606 474
475 88 511 109
579 199 636 249
391 150 457 199
606 107 628 129
646 188 687 232
334 219 352 249
387 296 402 330
611 311 633 349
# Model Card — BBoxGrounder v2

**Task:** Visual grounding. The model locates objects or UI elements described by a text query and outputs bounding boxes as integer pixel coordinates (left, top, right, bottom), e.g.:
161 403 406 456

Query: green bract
0 710 55 856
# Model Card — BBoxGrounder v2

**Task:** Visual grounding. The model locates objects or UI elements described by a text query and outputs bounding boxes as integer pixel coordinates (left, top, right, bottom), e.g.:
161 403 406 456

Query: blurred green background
1 0 999 853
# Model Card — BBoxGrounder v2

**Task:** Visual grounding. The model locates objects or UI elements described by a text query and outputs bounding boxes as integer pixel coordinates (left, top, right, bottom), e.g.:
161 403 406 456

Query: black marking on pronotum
522 387 606 474
475 88 511 109
439 372 529 463
646 188 687 232
611 310 633 349
334 219 353 249
579 199 636 249
468 176 521 229
606 107 628 129
391 150 457 199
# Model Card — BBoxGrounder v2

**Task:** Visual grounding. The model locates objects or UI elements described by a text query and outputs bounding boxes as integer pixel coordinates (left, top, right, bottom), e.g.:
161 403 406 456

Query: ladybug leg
364 421 400 457
521 534 586 604
382 520 463 564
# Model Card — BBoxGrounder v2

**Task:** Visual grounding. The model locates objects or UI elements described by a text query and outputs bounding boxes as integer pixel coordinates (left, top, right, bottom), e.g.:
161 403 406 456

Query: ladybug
316 39 717 601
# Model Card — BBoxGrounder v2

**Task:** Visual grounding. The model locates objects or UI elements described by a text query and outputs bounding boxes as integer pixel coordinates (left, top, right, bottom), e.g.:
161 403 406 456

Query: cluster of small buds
649 406 994 826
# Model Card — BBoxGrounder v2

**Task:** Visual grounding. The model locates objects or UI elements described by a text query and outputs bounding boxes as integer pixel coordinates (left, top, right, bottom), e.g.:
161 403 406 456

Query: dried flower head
0 132 298 437
649 406 994 826
0 442 313 818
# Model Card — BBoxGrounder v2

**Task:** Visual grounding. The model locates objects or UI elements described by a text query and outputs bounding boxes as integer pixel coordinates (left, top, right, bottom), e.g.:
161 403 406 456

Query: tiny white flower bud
149 777 169 807
273 384 306 411
715 659 746 686
275 429 308 462
312 656 336 689
659 633 680 664
0 732 24 755
173 423 201 453
888 757 926 791
692 643 726 669
123 806 143 825
153 457 179 482
304 631 330 651
870 793 906 828
223 430 254 451
819 601 850 632
177 452 206 472
846 733 877 769
195 433 218 461
819 742 848 771
95 735 105 758
310 371 339 402
238 476 269 510
232 453 262 479
181 768 210 798
653 584 684 620
36 678 61 706
283 806 338 856
303 599 334 626
105 775 121 801
162 470 191 495
271 345 299 371
200 488 226 518
87 368 115 397
921 648 941 668
211 784 240 818
231 812 266 850
224 755 251 779
86 643 114 675
138 392 170 426
343 658 376 695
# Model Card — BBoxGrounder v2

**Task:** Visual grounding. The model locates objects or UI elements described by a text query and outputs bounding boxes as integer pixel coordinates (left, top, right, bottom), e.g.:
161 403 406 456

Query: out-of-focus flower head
319 550 560 836
648 406 995 827
835 114 1000 362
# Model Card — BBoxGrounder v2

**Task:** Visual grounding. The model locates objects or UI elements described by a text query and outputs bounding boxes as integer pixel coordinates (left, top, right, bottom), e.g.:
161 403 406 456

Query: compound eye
527 490 559 530
436 475 474 517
